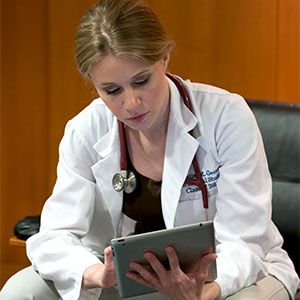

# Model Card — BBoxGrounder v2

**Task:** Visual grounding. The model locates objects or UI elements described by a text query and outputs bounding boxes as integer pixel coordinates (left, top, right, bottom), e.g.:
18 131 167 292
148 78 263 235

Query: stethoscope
112 74 208 209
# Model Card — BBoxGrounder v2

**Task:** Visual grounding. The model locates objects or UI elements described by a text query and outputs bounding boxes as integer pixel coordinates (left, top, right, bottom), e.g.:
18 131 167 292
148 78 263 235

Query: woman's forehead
89 54 159 86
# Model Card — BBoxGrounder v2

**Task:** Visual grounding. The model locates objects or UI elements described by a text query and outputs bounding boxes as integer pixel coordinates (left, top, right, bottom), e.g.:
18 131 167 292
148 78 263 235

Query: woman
1 0 299 299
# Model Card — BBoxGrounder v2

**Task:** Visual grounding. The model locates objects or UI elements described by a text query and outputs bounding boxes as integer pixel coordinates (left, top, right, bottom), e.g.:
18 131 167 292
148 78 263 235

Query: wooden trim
9 237 26 247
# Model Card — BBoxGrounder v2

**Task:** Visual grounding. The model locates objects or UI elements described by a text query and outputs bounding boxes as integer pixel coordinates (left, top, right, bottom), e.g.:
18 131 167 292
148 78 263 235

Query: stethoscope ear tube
166 73 191 111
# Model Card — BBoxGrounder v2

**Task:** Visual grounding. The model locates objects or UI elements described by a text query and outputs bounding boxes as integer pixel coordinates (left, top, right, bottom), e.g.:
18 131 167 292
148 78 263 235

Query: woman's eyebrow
98 70 151 88
131 69 151 80
98 82 118 88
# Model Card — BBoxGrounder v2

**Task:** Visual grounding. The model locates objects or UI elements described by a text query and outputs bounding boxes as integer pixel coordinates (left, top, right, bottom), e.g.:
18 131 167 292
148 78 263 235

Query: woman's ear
162 51 171 72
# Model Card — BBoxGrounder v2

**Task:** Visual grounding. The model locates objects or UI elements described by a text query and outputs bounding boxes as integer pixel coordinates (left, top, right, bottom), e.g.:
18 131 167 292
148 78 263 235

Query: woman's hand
82 246 116 289
126 246 217 300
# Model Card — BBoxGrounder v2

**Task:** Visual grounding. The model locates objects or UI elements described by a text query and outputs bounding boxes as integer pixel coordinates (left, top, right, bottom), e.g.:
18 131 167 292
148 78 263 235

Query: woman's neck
138 93 170 143
125 111 169 181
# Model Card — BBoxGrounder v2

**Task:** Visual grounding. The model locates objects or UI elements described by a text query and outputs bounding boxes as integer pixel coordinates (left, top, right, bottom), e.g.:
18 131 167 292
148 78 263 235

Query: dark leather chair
247 100 300 298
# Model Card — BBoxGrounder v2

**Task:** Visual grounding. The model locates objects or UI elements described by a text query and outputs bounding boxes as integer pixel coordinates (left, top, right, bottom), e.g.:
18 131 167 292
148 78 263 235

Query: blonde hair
76 0 174 77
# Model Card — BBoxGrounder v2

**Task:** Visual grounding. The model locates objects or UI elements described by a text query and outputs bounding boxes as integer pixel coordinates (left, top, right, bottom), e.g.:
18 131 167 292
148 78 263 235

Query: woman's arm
212 96 271 297
27 122 102 300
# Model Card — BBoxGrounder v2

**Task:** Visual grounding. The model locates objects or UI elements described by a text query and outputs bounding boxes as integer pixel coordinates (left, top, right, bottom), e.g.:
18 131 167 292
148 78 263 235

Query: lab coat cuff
77 255 103 300
56 253 102 300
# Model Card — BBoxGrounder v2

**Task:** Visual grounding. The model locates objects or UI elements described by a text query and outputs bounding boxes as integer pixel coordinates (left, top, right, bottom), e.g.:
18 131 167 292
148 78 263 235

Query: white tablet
111 221 217 298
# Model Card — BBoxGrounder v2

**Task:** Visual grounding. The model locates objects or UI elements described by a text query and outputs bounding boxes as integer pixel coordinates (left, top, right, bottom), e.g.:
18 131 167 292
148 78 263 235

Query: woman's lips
127 112 148 123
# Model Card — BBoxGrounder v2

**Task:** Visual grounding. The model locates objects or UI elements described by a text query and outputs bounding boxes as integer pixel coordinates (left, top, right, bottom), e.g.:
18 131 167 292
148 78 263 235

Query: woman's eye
134 77 150 87
105 87 121 95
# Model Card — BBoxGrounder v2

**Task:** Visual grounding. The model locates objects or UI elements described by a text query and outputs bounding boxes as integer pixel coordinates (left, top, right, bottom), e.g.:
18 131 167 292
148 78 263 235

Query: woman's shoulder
185 79 244 104
181 78 255 137
184 79 248 116
187 80 231 97
74 97 112 119
63 98 114 147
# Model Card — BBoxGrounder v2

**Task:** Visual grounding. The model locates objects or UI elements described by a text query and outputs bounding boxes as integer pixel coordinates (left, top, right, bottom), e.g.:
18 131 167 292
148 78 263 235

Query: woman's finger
126 271 156 289
143 252 168 281
104 246 115 269
195 252 217 277
165 246 181 273
128 261 161 287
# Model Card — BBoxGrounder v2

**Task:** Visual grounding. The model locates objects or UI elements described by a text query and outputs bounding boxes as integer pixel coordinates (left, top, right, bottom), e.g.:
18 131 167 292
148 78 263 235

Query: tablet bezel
111 221 217 298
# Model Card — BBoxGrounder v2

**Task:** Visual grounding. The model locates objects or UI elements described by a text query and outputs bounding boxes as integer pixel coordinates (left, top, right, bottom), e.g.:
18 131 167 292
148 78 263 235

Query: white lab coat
27 76 299 300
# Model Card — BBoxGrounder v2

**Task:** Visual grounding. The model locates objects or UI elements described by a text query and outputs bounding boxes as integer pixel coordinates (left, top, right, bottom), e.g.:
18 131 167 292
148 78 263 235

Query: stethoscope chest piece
112 170 137 194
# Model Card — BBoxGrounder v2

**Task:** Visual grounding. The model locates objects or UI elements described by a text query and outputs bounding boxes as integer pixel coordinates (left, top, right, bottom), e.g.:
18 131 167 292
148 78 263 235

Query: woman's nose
122 88 141 110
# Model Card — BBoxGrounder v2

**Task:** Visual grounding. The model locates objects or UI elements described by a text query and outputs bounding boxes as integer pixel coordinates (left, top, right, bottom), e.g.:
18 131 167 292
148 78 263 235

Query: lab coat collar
161 77 200 228
166 76 199 133
93 117 119 158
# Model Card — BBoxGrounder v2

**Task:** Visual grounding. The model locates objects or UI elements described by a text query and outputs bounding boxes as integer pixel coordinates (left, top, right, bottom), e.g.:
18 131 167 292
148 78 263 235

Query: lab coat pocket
174 187 207 225
174 187 217 226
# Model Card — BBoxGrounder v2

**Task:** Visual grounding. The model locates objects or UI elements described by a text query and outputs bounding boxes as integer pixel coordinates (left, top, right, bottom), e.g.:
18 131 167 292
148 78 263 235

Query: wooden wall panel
0 0 49 286
276 0 300 101
47 0 96 187
210 0 278 100
146 1 222 88
147 0 299 102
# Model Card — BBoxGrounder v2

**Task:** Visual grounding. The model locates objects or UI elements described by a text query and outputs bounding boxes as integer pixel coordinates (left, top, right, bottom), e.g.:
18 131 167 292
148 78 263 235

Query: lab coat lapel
161 78 200 229
91 117 123 235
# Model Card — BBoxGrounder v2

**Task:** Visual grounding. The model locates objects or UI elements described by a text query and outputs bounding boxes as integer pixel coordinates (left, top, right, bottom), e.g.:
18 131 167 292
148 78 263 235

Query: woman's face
89 53 170 134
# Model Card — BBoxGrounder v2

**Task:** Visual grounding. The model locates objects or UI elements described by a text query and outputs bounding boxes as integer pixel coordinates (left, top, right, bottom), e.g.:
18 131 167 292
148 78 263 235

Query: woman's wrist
201 282 221 300
82 263 103 289
82 248 116 290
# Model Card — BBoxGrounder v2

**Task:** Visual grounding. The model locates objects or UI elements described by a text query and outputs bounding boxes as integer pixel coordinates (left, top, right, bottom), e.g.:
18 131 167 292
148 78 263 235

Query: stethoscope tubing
118 120 127 171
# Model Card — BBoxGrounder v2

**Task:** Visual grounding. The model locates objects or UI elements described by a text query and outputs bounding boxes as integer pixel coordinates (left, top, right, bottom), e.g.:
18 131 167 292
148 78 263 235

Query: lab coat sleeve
26 121 102 300
212 96 273 298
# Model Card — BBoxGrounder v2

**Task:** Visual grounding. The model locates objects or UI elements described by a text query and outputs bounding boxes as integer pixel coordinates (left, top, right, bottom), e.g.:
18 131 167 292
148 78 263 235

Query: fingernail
166 247 172 253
